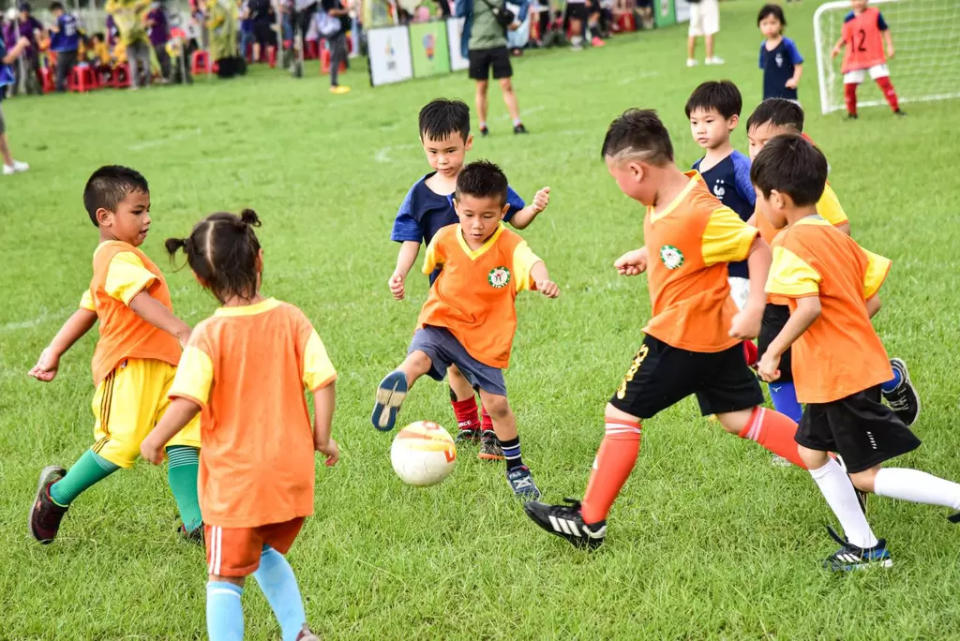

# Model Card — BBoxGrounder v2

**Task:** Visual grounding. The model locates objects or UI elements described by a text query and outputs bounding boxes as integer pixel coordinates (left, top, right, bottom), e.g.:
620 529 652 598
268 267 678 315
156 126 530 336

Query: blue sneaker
883 358 920 427
371 371 407 431
506 465 541 499
823 526 892 571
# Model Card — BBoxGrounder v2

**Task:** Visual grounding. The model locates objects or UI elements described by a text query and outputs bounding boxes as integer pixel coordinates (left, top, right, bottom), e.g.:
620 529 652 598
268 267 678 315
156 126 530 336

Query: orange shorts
205 517 305 577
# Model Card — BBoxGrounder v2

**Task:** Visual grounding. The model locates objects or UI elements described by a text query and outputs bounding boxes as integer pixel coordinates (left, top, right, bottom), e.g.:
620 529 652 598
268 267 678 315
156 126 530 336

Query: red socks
480 405 493 432
738 406 806 469
581 419 642 524
875 76 900 112
451 397 481 432
844 82 858 116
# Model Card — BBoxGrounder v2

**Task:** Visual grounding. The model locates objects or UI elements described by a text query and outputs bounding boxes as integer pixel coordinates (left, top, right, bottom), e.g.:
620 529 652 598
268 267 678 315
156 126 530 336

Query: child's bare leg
479 388 539 497
687 35 696 59
397 349 432 388
0 133 14 166
477 389 516 442
716 406 805 468
475 80 489 128
705 33 715 59
447 364 474 401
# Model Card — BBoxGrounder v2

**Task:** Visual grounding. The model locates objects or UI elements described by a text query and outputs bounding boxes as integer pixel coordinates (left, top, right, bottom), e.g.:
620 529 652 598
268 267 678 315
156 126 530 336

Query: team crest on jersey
775 53 784 68
713 179 726 198
659 245 684 270
488 266 511 288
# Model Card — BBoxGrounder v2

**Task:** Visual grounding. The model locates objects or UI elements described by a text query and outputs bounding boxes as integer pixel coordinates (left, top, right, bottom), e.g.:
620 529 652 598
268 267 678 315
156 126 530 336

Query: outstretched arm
129 290 191 347
530 261 559 298
28 308 98 382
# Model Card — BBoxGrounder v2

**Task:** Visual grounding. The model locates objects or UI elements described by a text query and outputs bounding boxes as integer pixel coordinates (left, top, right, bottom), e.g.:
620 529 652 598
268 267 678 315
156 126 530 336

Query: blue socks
253 546 308 641
206 582 244 641
881 368 902 393
768 382 803 423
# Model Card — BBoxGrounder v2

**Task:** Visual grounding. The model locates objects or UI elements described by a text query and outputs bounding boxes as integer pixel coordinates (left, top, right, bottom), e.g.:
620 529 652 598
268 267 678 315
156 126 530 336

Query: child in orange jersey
524 109 806 550
373 160 559 499
753 135 960 571
140 210 336 641
28 165 203 545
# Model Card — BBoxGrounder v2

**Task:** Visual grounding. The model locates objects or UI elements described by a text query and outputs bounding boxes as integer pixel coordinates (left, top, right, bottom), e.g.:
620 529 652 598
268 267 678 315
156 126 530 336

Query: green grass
3 2 960 639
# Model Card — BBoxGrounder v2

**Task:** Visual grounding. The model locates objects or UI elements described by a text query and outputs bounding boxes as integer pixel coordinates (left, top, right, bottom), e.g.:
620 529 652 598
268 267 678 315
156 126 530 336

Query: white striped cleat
523 498 606 550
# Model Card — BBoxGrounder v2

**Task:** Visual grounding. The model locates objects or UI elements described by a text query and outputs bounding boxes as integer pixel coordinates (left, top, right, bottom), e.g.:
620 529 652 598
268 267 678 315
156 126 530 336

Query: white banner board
675 0 691 23
446 17 469 72
368 26 414 86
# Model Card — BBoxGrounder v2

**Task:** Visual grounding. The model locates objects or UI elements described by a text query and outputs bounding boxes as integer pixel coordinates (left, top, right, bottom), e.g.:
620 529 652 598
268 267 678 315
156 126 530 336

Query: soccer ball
390 421 457 487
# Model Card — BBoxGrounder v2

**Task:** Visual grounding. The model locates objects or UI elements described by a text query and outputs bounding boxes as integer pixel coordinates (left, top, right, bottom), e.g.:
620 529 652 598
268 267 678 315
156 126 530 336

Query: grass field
3 1 960 639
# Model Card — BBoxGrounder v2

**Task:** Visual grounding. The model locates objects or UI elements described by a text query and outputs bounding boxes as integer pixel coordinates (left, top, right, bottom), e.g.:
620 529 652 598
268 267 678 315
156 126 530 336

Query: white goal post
813 0 960 114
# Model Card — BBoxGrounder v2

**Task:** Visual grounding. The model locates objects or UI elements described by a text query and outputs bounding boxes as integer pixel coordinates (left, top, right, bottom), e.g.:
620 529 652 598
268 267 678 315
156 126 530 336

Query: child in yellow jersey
374 160 558 499
753 135 960 571
745 99 919 429
28 165 203 545
140 209 335 641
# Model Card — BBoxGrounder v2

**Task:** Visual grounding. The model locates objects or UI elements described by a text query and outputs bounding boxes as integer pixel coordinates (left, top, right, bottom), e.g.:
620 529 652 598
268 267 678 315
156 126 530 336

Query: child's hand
140 434 165 465
28 348 60 382
614 247 648 276
532 187 550 213
388 272 406 300
729 305 762 340
830 46 840 58
887 44 895 58
785 77 798 89
536 279 560 298
757 350 781 383
316 437 340 466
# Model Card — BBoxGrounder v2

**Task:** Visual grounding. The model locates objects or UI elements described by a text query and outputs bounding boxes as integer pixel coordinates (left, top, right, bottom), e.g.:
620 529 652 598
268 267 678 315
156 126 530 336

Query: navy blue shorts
408 326 507 396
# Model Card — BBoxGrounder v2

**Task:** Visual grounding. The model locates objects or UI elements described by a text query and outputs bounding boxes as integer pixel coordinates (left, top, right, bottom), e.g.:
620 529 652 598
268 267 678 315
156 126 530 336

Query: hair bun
240 209 261 227
164 237 188 256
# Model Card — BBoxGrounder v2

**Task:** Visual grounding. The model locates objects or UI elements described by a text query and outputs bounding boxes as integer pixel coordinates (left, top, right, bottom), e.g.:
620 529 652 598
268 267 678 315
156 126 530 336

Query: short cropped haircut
83 165 149 227
601 109 673 166
419 99 470 142
684 80 743 119
50 1 64 10
757 3 785 27
455 160 508 205
750 134 827 207
746 98 804 133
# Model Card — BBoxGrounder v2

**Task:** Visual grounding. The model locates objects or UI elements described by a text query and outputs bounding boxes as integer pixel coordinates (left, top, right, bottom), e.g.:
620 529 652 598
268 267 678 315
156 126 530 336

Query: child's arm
883 30 894 58
389 241 421 300
509 187 550 229
786 62 803 89
140 398 201 464
129 291 192 347
530 261 559 298
2 37 30 64
830 37 845 58
866 295 882 318
614 246 648 275
28 308 98 382
758 296 821 382
729 236 770 339
312 382 339 466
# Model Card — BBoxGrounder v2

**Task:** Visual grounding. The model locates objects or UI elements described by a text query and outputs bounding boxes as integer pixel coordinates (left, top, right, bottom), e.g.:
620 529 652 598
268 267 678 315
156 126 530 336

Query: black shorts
468 46 512 80
609 335 764 420
758 303 793 383
566 2 588 20
796 385 921 473
253 22 276 46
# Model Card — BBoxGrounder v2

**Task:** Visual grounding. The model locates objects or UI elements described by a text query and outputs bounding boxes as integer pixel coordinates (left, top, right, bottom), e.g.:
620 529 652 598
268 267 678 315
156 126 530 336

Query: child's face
421 131 472 178
98 189 152 246
605 155 652 205
454 193 507 246
758 14 781 39
747 121 793 160
851 0 868 12
689 107 737 151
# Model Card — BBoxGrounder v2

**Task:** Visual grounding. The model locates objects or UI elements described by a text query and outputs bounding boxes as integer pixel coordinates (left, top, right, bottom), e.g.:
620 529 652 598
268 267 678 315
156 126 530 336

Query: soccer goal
813 0 960 114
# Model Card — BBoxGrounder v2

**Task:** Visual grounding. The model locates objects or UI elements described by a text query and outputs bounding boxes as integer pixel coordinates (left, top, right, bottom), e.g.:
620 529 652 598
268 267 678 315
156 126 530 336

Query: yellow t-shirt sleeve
104 252 156 305
421 236 444 275
816 183 850 227
169 345 214 407
862 249 891 299
701 207 760 266
766 246 822 298
512 241 542 293
303 330 337 391
79 289 95 311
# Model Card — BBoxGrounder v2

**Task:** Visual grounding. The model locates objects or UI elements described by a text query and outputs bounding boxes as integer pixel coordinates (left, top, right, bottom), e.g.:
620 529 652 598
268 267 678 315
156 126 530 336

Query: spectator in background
106 0 153 88
207 0 244 77
238 0 255 60
16 2 43 94
506 0 530 56
48 2 79 91
1 35 31 175
146 1 172 79
248 0 276 62
686 0 723 67
434 0 452 18
319 0 350 93
565 0 587 49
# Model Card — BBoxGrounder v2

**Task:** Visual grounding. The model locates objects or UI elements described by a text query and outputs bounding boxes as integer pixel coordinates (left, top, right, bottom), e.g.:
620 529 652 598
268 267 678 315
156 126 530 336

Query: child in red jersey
754 135 960 571
140 210 336 641
831 0 904 118
373 160 559 499
524 109 806 550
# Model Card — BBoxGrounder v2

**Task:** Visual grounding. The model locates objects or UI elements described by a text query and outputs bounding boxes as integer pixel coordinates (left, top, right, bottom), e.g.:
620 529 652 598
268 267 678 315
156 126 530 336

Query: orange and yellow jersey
841 7 888 73
642 171 758 353
766 216 892 404
416 223 541 369
169 298 336 528
80 241 182 386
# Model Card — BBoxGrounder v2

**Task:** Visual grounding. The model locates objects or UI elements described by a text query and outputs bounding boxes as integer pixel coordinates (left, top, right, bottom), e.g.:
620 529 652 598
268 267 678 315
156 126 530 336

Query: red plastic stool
319 46 346 74
212 59 220 74
305 39 319 59
39 66 54 93
113 63 132 88
70 65 98 92
267 45 277 68
191 49 211 74
616 12 636 32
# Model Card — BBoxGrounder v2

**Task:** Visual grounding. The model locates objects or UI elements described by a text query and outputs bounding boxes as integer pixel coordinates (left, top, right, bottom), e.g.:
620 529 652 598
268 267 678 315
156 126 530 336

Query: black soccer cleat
455 428 481 444
523 498 606 550
894 108 906 116
883 358 920 426
480 125 490 137
822 526 892 572
29 466 68 544
513 123 528 134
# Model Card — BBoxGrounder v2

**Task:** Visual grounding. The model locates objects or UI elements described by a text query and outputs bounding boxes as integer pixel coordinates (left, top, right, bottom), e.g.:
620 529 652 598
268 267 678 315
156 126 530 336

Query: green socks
166 445 202 532
49 449 119 506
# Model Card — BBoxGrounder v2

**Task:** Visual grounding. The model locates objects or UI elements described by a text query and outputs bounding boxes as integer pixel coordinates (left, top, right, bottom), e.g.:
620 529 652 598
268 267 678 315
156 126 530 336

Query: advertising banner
654 0 676 27
368 25 414 86
409 21 451 78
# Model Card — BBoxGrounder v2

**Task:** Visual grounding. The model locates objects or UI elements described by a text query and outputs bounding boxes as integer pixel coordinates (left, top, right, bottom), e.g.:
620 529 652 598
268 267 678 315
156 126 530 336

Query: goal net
813 0 960 114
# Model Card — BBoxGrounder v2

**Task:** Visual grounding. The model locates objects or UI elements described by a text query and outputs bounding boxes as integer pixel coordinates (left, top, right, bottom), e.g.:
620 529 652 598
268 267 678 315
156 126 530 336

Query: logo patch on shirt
488 266 511 288
659 245 684 270
713 179 726 198
775 52 784 68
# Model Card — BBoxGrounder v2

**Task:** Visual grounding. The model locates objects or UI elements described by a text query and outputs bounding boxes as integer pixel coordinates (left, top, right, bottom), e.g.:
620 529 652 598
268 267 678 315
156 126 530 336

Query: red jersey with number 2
841 7 887 73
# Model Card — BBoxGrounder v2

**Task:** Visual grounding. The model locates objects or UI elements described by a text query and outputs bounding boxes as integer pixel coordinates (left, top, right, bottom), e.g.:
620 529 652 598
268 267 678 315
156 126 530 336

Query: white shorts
688 0 719 37
728 276 750 311
843 64 889 84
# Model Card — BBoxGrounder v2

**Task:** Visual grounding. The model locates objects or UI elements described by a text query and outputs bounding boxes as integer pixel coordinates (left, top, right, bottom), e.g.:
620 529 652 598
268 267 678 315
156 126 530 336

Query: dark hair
757 3 785 27
165 210 263 304
83 165 150 226
601 109 673 165
684 80 743 119
455 160 508 205
419 99 470 142
50 2 64 10
750 134 827 207
746 98 804 133
93 31 105 40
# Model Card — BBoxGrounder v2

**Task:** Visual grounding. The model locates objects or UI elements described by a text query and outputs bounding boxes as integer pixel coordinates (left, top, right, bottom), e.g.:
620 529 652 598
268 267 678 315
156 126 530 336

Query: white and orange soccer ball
390 421 457 487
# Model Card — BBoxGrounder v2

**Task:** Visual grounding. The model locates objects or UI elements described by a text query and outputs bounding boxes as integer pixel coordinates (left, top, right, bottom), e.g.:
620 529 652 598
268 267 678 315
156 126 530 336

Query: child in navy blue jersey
757 4 803 101
685 81 754 309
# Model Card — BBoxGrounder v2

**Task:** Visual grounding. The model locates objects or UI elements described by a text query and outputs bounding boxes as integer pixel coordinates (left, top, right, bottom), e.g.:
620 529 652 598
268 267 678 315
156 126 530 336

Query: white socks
874 468 960 510
809 459 878 549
